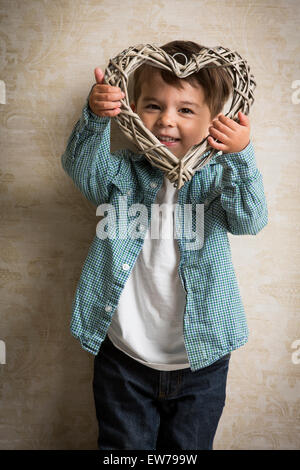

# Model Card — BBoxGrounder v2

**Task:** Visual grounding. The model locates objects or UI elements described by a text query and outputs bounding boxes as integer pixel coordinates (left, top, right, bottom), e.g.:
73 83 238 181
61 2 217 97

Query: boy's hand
88 67 125 117
207 111 250 154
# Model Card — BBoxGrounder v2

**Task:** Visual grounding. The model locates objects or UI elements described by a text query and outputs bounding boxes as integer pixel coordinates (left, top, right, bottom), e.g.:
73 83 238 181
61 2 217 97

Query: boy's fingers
217 113 239 130
95 101 122 110
91 68 125 117
238 111 250 127
98 108 122 117
94 67 104 84
94 91 124 101
93 83 124 95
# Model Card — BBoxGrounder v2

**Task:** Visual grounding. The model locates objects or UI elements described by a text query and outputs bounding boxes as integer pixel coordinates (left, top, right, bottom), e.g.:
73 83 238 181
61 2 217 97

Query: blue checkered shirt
61 101 268 371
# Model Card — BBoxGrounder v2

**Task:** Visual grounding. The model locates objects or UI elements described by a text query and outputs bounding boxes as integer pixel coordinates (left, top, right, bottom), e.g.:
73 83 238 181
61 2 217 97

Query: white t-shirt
107 176 191 370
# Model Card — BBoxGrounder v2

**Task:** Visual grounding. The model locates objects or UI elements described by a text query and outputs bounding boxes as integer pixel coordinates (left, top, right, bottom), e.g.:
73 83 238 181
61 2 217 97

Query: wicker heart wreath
104 43 256 189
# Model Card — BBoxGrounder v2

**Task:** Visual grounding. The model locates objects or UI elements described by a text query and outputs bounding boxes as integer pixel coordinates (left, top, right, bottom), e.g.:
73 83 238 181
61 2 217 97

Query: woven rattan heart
104 43 256 189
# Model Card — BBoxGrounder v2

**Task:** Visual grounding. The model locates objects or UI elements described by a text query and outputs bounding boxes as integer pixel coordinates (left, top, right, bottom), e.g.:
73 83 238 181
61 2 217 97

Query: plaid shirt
61 101 268 371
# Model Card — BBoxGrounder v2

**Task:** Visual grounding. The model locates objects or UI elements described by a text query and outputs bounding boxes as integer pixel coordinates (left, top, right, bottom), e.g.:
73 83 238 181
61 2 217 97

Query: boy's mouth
155 135 180 146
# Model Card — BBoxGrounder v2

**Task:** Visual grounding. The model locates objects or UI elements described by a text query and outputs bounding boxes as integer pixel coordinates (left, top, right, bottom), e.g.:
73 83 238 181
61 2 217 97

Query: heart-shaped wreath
104 43 256 189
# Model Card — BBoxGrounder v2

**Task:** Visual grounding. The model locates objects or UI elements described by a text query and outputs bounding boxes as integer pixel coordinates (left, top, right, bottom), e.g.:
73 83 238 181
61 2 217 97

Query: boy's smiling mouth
155 134 180 146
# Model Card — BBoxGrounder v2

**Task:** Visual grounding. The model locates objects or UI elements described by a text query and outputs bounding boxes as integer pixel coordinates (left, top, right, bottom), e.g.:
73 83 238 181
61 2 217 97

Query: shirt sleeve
215 140 268 235
61 97 125 206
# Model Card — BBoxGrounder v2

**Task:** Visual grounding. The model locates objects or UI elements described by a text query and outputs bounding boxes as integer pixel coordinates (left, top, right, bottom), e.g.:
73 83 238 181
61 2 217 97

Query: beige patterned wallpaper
1 0 299 450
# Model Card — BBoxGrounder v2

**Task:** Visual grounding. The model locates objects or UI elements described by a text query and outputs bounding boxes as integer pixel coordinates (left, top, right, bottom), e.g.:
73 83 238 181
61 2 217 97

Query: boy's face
131 69 213 159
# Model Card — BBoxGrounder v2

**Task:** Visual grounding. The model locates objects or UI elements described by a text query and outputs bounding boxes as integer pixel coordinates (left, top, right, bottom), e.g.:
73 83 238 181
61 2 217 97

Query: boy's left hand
207 111 250 154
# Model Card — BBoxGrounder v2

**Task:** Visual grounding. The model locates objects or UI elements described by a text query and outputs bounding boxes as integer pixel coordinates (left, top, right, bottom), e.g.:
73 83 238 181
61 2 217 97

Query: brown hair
132 40 233 119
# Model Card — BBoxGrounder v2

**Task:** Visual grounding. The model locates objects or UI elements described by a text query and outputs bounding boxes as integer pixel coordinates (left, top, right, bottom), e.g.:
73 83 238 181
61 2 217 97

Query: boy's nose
157 111 176 127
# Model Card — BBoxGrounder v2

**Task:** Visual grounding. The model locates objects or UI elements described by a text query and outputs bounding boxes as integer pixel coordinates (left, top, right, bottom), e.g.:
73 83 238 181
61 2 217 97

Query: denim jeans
92 334 231 450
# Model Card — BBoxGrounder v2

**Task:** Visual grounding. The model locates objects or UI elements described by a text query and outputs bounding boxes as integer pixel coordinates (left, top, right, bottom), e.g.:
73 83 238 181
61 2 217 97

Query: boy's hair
132 40 233 119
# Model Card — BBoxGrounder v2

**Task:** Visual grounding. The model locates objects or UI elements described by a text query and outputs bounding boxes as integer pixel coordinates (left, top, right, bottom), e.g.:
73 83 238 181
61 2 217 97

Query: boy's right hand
88 67 125 117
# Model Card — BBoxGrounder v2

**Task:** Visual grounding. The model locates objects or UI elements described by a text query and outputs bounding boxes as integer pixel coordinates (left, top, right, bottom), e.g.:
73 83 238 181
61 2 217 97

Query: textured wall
1 0 299 450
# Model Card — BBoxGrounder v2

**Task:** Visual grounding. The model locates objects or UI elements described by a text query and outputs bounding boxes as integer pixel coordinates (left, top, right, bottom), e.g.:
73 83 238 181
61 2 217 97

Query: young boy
61 40 268 450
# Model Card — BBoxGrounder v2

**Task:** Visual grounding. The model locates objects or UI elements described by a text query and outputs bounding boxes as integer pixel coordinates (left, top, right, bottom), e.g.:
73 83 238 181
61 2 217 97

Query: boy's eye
180 108 193 114
145 104 160 110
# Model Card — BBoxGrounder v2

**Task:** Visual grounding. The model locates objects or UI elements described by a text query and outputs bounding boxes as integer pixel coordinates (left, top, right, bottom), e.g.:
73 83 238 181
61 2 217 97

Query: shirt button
105 305 112 312
122 263 130 271
139 224 145 231
150 182 157 188
127 190 131 195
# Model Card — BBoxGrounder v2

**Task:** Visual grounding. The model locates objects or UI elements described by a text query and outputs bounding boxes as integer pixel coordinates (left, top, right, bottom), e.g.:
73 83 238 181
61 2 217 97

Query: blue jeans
93 334 231 450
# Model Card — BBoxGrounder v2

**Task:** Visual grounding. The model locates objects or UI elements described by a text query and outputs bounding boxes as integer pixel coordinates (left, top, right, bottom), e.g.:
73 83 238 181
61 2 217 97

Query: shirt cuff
214 140 258 182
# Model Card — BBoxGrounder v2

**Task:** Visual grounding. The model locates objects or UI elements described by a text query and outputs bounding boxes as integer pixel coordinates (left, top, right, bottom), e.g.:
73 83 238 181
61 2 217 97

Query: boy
61 41 268 450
